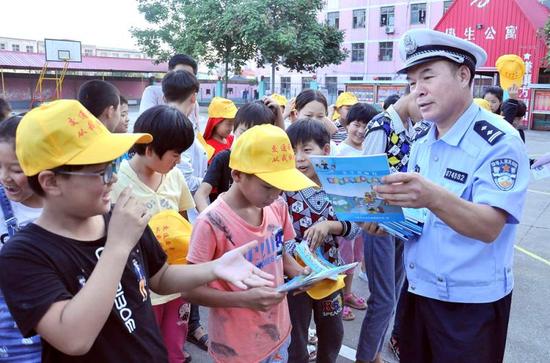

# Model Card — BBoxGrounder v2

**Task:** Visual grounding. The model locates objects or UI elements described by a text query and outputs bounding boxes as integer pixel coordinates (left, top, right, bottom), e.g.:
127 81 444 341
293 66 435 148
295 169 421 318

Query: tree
246 0 347 91
545 17 550 64
132 0 259 96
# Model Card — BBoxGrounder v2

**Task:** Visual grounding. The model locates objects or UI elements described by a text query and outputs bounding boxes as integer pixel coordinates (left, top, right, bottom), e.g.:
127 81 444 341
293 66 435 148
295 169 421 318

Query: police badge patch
490 158 518 191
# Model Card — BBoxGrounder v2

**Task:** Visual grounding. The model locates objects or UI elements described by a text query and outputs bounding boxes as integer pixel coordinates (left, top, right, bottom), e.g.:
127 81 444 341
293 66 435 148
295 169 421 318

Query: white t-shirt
333 141 363 156
0 201 42 247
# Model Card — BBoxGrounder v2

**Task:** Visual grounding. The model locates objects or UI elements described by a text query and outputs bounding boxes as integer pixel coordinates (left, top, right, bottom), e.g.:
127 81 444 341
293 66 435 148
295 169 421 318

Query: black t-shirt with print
0 214 168 363
203 149 232 202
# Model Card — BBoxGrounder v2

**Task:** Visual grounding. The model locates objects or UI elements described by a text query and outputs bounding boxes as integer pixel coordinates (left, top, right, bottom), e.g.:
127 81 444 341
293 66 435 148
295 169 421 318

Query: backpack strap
0 185 18 238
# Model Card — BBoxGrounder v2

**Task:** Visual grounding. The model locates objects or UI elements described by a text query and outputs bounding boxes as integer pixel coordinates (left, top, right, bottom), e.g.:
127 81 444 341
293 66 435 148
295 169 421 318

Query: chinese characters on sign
446 25 519 42
470 0 490 8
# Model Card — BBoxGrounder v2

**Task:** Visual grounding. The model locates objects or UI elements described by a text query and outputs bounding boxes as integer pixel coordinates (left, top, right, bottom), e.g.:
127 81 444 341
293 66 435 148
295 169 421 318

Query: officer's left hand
374 172 441 209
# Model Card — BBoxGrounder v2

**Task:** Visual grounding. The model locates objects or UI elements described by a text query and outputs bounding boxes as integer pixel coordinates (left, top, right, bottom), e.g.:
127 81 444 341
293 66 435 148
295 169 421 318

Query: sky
1 0 149 49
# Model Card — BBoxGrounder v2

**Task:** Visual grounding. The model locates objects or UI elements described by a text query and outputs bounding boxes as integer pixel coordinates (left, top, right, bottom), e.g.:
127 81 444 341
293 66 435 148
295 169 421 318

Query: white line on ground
527 189 550 196
339 344 357 361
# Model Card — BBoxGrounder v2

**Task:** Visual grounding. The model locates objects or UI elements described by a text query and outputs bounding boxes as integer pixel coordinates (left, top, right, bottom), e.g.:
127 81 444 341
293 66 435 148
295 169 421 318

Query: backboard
44 39 82 62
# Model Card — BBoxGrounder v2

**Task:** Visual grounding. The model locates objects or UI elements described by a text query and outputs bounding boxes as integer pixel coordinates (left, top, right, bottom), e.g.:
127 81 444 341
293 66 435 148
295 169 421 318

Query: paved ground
130 105 550 363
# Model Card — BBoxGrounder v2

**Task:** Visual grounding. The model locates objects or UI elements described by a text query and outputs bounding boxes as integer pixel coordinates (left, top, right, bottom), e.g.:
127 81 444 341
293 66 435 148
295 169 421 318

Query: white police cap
398 29 487 74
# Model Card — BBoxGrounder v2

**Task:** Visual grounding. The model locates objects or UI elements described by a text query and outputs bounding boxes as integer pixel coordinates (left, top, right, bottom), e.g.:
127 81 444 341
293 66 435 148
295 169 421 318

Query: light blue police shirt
406 102 529 303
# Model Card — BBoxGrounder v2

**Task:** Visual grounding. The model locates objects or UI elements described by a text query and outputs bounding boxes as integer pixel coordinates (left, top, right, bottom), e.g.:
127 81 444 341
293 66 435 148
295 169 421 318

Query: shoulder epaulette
473 120 505 145
413 121 431 141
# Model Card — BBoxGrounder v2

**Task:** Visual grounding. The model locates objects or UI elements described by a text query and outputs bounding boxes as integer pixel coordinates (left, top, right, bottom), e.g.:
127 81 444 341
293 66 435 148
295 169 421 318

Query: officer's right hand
107 187 150 252
241 287 286 312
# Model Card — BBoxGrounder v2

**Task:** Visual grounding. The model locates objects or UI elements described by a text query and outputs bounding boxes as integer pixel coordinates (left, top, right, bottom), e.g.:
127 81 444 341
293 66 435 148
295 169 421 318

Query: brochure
309 154 405 222
532 163 550 180
379 207 427 241
277 241 358 293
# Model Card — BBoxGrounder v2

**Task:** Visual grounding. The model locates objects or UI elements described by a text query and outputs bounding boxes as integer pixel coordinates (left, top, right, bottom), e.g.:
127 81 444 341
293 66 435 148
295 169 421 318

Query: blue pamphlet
310 154 405 222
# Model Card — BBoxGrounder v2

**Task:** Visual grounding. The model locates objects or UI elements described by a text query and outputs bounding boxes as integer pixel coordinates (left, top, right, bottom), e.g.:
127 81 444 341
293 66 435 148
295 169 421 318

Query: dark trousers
400 292 512 363
188 303 200 333
288 290 344 363
391 278 409 339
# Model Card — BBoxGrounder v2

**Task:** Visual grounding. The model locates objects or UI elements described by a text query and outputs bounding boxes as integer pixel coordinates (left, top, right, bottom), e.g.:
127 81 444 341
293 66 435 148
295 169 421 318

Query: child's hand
263 96 283 127
507 84 519 100
304 221 331 251
214 240 275 290
108 187 151 252
361 222 387 236
242 287 286 311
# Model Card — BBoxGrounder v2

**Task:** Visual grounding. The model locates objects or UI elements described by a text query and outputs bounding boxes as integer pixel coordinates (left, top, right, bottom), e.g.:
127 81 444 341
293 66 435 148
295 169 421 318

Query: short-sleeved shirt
113 159 195 216
405 102 530 303
206 135 234 161
202 149 232 202
333 141 362 157
0 216 168 363
187 196 294 363
113 159 194 304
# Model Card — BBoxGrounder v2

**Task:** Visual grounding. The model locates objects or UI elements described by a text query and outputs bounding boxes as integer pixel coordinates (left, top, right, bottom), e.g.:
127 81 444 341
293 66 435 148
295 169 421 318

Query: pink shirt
187 195 294 363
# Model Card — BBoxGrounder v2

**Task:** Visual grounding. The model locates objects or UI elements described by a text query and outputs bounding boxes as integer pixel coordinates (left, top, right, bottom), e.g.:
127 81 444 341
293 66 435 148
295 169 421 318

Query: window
123 53 130 58
411 3 427 24
380 6 395 26
112 52 119 57
25 45 34 53
263 76 271 91
353 9 366 29
351 43 365 62
280 76 291 97
325 77 338 97
327 12 339 28
12 44 20 52
84 49 93 56
378 42 393 61
100 52 108 56
0 43 6 50
350 76 364 81
444 1 454 13
302 77 314 91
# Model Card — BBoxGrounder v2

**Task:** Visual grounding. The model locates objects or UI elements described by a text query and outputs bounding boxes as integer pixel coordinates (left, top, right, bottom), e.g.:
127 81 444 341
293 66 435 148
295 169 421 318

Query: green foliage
545 17 550 64
132 0 347 93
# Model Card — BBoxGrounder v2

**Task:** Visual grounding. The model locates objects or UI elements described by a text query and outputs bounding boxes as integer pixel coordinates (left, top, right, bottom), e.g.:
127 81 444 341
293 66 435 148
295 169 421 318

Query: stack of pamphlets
309 154 426 241
532 163 550 180
277 241 358 293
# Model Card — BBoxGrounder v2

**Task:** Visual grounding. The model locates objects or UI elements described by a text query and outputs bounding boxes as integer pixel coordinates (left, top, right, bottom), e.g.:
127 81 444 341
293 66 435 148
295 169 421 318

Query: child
161 69 211 195
0 100 274 363
111 105 196 363
184 124 315 363
0 116 42 362
0 97 12 121
203 97 238 159
334 103 378 157
333 103 378 321
294 89 337 136
483 86 504 114
114 96 130 133
331 92 358 144
77 80 122 132
284 119 362 362
193 101 277 213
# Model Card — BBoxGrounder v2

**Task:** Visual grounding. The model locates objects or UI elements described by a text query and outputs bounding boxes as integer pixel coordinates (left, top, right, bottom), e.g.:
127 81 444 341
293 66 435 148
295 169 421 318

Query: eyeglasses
55 158 121 185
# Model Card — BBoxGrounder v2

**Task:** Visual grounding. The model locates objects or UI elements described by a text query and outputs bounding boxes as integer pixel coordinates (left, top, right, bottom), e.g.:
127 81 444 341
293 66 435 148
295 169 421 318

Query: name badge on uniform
490 158 518 191
444 168 467 184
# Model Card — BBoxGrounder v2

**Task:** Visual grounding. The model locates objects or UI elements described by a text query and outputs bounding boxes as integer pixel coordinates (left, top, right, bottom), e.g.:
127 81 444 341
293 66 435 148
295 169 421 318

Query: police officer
374 29 530 363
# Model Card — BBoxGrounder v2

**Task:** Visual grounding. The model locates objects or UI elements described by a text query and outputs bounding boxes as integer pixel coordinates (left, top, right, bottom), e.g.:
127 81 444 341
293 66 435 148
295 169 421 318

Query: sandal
184 349 192 363
307 344 317 362
389 335 400 361
344 293 367 310
308 328 318 345
342 305 355 321
187 326 209 351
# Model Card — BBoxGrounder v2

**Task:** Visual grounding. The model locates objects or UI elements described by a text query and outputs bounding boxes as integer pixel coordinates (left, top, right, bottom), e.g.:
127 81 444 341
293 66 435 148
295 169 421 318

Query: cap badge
404 34 417 55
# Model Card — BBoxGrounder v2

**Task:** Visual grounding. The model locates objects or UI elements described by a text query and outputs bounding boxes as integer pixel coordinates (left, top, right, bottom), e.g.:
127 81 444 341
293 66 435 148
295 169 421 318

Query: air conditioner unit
385 26 395 34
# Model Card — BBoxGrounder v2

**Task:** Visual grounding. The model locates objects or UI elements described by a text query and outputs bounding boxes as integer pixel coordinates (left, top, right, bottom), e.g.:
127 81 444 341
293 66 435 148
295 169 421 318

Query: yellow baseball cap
229 124 317 191
16 100 152 176
306 275 345 300
207 97 238 119
270 93 288 107
496 54 525 90
473 98 491 111
149 210 193 265
333 92 358 120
